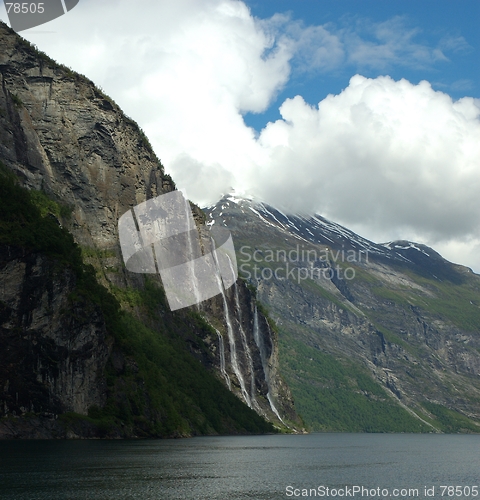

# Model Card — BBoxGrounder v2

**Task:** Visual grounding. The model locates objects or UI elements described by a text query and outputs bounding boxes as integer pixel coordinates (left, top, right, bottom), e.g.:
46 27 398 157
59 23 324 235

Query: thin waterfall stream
227 257 260 413
211 240 251 407
215 328 231 390
184 199 202 307
253 305 286 424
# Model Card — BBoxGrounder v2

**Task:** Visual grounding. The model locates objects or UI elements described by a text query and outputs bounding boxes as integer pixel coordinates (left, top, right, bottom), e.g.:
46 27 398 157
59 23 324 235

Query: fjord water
1 434 479 499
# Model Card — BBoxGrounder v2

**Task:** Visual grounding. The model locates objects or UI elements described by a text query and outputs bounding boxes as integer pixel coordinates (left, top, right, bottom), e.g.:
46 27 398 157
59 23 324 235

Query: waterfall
253 305 286 425
215 328 231 390
211 242 251 407
227 257 260 412
267 393 285 425
253 305 267 372
184 199 201 308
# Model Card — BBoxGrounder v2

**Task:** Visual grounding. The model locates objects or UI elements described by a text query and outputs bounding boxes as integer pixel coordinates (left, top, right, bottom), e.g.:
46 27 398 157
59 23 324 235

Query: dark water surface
0 433 479 499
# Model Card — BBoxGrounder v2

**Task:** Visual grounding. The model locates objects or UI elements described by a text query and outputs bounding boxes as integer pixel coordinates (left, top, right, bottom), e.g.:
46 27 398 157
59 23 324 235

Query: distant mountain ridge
206 194 480 433
209 193 457 267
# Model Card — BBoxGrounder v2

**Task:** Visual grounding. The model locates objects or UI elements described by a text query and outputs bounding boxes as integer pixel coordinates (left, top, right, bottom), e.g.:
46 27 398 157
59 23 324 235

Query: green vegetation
279 329 430 432
0 166 274 437
255 300 279 334
302 278 357 315
365 314 417 355
349 264 380 284
0 164 81 266
29 188 72 219
370 268 480 333
414 280 480 332
422 402 480 433
371 285 411 305
97 305 275 436
16 34 55 64
10 92 23 108
81 246 116 260
222 201 480 433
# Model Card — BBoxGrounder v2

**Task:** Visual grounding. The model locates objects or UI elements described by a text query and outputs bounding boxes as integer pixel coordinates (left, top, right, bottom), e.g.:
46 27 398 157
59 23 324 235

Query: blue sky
243 0 480 130
1 0 480 270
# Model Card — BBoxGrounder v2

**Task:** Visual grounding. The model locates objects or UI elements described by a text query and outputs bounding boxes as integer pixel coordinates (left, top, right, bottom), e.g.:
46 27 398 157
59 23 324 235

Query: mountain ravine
0 22 301 438
206 194 480 433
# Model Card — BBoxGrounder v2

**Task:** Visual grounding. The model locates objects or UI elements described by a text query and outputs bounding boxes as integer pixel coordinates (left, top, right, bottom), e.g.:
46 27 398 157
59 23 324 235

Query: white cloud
272 18 345 73
343 16 449 69
12 0 480 271
255 75 480 269
434 79 475 93
439 34 472 53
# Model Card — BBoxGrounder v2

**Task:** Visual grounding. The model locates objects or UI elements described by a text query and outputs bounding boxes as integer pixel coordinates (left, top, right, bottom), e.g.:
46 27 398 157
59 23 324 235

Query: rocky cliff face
0 22 299 437
207 195 480 432
0 25 172 250
0 245 109 418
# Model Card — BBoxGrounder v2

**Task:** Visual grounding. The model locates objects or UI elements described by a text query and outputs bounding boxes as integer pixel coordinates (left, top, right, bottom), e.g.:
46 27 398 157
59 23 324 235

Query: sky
1 0 480 271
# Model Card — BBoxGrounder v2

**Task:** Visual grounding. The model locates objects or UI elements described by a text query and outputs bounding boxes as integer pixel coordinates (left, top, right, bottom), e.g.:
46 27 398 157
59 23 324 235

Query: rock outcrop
0 245 109 418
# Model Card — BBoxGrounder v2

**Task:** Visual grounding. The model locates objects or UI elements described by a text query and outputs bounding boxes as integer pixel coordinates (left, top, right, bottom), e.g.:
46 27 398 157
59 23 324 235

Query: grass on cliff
0 164 80 266
365 261 480 333
422 402 480 433
408 275 480 333
279 328 430 433
0 166 274 437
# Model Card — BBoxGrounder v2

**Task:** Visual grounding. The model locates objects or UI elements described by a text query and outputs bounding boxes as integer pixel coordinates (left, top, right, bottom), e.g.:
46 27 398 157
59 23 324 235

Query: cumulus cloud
10 0 480 270
255 76 480 249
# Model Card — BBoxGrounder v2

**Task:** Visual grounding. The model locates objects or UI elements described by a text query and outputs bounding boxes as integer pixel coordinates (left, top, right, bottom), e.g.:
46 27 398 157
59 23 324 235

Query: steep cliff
201 279 298 425
0 236 109 420
0 22 300 437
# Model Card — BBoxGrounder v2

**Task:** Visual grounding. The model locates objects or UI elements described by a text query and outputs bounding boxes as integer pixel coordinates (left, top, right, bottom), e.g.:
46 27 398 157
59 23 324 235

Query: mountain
0 22 301 438
206 194 480 433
